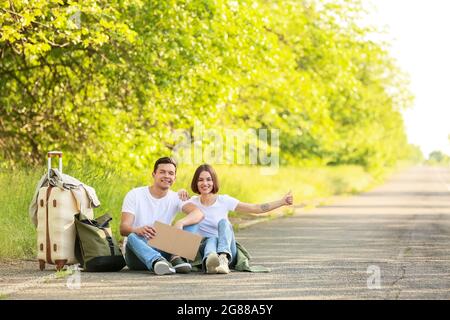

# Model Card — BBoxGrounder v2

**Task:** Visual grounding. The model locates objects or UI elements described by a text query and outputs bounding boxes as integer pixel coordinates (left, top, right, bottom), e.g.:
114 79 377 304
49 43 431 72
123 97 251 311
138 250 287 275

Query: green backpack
74 213 126 272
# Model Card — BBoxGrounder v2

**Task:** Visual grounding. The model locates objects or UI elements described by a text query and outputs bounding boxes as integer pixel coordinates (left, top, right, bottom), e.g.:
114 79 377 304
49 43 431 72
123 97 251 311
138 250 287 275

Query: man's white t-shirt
187 195 239 237
121 187 186 228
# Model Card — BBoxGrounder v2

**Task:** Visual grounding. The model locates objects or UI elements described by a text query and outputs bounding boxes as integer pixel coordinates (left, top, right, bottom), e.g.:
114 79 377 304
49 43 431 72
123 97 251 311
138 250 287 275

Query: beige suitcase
36 151 94 270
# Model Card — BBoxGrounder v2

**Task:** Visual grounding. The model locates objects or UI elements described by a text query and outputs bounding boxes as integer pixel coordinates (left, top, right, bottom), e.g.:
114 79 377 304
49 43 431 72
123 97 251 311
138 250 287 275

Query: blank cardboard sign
148 221 202 261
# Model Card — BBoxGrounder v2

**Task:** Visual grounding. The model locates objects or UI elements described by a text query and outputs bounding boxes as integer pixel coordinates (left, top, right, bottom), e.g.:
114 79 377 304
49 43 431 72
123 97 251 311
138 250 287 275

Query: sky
363 0 450 157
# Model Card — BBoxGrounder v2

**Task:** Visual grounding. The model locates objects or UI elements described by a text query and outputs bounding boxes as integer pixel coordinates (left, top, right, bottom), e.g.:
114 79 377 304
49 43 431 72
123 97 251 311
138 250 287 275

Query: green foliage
427 150 450 164
404 144 424 163
0 167 39 258
1 0 414 172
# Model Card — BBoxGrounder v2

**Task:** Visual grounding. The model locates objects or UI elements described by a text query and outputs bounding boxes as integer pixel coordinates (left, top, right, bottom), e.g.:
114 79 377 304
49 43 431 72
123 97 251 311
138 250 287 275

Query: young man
120 157 204 275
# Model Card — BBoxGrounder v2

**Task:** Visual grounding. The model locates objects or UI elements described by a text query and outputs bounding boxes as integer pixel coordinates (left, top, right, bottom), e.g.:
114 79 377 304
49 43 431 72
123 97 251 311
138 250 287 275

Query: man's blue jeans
125 224 199 271
200 219 237 266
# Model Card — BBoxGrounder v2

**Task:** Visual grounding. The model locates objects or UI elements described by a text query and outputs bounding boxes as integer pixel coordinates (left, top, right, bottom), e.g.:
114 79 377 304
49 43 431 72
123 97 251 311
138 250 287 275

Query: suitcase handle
47 151 63 179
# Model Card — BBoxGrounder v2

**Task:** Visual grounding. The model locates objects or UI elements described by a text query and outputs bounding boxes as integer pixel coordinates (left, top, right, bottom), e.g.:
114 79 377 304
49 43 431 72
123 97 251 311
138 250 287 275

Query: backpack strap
101 228 116 256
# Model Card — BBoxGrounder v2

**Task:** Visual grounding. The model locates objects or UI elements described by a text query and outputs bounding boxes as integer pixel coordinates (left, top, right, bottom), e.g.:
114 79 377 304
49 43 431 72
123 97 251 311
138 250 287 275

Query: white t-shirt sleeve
179 199 188 212
181 196 198 211
121 189 136 215
222 195 239 211
172 192 187 212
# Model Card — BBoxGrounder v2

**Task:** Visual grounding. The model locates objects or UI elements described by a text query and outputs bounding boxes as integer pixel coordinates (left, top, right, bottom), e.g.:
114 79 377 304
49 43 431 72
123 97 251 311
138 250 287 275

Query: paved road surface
1 166 450 299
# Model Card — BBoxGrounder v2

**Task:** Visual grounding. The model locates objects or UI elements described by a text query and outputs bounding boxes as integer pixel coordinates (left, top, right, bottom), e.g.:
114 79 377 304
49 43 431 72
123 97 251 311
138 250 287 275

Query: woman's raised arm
235 191 293 214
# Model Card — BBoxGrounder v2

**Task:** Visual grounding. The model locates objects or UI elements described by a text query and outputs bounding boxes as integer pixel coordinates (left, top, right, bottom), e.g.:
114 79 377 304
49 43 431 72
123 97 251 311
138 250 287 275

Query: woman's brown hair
191 164 219 194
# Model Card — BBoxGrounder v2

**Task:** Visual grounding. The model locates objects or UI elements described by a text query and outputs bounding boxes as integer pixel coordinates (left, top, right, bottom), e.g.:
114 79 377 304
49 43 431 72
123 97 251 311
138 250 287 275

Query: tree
1 0 414 172
428 150 449 164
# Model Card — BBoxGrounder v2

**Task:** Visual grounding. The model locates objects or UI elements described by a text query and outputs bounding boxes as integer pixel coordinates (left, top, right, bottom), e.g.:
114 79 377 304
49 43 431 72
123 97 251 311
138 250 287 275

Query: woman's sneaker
216 254 230 274
153 258 175 275
205 253 220 274
170 256 192 274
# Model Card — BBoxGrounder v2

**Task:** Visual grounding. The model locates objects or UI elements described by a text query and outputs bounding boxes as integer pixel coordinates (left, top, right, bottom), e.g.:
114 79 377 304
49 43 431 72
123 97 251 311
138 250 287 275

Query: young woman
185 164 293 274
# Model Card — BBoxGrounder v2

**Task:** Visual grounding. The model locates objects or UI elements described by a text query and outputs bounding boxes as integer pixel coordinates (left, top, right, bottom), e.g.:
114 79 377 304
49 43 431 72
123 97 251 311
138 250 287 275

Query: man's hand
178 189 190 201
133 225 157 239
282 191 293 206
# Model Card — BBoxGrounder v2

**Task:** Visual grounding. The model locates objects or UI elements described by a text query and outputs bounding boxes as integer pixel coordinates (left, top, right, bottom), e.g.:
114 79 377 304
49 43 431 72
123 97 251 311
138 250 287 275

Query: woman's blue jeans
200 219 237 266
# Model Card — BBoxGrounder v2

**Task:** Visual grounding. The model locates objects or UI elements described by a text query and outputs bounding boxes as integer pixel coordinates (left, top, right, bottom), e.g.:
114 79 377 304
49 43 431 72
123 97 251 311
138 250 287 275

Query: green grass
0 168 40 258
0 163 383 259
0 294 9 300
55 268 74 278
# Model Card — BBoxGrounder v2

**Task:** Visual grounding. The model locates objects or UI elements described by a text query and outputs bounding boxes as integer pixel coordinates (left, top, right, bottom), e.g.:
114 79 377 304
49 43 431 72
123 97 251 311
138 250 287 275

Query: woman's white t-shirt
187 195 239 237
121 187 186 228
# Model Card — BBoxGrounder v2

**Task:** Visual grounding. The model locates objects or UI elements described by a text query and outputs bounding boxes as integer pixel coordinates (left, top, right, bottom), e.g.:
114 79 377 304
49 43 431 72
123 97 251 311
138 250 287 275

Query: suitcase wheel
55 260 67 271
39 260 45 271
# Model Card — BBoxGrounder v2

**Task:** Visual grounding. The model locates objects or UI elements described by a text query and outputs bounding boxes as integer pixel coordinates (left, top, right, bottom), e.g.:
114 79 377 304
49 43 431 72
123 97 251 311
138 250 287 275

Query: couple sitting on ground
120 157 293 275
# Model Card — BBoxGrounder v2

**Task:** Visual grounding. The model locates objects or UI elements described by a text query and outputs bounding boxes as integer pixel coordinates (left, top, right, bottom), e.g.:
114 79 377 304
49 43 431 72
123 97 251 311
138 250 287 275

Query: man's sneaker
216 253 230 274
205 253 220 274
153 258 175 275
170 256 192 274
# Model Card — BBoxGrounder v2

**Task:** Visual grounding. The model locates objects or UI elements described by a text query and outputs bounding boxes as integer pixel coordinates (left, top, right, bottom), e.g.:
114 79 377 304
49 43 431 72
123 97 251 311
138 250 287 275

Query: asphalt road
1 165 450 299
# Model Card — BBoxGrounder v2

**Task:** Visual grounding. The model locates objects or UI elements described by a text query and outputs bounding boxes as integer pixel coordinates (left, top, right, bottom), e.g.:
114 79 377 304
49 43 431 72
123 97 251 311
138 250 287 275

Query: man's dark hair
153 157 177 173
191 164 219 194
